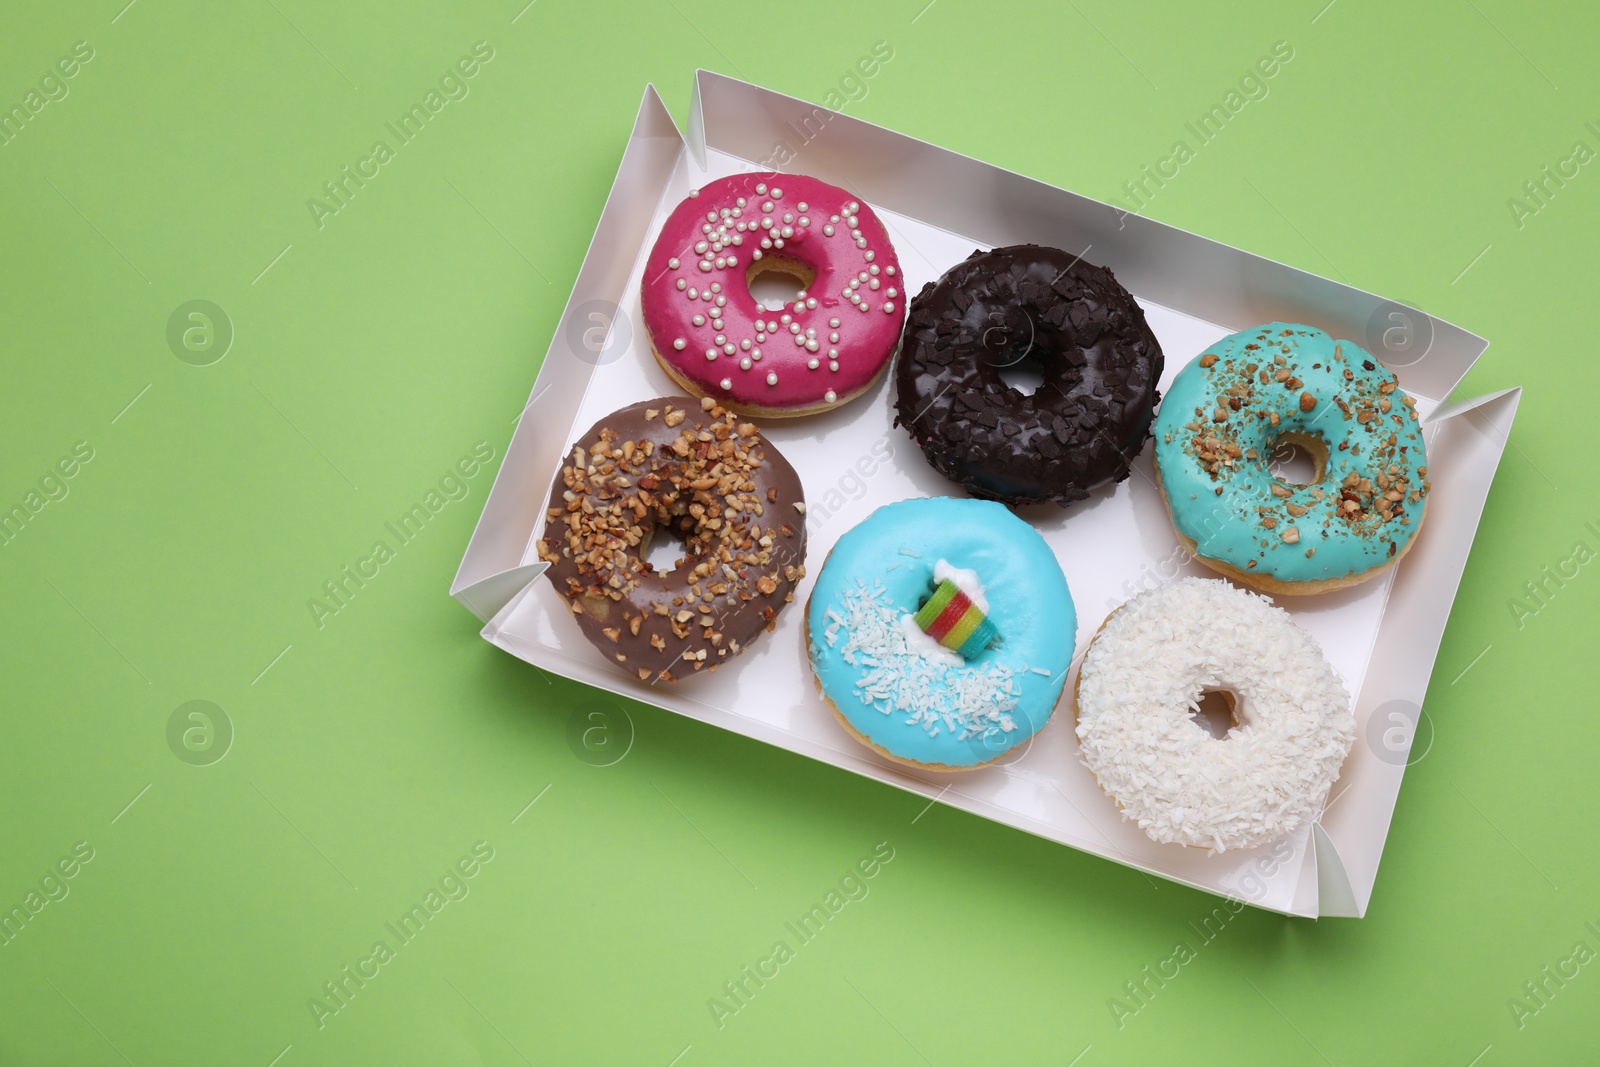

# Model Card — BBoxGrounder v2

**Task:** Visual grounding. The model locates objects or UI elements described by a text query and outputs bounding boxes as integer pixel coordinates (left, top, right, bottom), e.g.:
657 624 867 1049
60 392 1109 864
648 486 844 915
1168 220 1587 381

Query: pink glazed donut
641 172 906 418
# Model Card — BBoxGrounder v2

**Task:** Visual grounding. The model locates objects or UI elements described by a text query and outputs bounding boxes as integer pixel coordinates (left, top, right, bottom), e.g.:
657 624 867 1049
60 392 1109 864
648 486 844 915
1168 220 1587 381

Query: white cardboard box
452 72 1519 917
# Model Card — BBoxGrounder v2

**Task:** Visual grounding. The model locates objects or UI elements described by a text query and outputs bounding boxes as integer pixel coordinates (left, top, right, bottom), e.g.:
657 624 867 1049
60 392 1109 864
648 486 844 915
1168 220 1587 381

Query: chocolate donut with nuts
894 245 1164 506
536 396 807 682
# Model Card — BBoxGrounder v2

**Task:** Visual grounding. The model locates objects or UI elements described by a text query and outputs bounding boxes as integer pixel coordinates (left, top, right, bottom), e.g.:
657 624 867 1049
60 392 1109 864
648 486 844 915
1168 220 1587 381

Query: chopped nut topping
1178 328 1429 545
543 402 799 620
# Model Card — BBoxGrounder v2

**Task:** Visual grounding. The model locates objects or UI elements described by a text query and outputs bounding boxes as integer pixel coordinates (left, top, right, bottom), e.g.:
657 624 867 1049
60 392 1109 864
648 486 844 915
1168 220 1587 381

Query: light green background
2 1 1596 1063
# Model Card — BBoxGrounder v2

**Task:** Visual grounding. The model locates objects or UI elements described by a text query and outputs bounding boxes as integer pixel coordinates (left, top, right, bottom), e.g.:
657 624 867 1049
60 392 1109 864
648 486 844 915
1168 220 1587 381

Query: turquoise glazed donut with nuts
1151 323 1430 595
805 497 1075 771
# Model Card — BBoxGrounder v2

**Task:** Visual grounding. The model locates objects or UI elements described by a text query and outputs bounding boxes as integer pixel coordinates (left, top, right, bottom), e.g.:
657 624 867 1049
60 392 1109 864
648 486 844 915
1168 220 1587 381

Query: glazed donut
535 396 807 683
806 497 1075 771
1152 323 1430 595
641 172 906 418
1075 578 1354 852
895 245 1164 506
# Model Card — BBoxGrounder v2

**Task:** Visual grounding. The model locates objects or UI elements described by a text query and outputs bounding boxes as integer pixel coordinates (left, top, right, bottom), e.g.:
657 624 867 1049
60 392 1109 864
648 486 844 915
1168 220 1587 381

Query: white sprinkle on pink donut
643 172 904 415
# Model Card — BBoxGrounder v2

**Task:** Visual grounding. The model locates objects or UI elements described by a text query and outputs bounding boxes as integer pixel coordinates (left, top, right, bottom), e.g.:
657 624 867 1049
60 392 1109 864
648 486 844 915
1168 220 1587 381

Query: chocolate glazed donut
536 397 807 683
894 245 1165 506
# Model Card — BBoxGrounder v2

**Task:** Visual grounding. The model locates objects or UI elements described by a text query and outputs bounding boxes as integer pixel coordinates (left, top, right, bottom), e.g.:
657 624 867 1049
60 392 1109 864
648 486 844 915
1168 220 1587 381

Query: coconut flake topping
825 580 1019 743
1075 578 1354 853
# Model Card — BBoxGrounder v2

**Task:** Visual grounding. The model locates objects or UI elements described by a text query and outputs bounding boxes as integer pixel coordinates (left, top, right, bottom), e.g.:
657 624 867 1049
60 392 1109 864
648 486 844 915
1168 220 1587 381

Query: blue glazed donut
1152 323 1431 595
805 497 1076 770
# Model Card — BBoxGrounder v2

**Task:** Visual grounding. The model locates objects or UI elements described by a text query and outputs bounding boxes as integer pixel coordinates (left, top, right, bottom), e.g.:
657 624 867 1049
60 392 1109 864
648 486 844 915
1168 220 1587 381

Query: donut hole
1191 688 1242 740
996 348 1048 397
1268 431 1329 487
981 307 1049 397
745 256 816 312
639 520 694 575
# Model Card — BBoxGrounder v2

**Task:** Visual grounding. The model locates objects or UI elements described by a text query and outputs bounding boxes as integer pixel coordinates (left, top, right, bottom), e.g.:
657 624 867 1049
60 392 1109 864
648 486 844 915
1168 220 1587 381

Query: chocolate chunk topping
893 245 1164 506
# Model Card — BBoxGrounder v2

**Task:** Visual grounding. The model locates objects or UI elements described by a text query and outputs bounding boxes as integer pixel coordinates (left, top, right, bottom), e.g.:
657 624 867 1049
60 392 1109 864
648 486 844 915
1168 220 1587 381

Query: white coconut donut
1074 578 1354 852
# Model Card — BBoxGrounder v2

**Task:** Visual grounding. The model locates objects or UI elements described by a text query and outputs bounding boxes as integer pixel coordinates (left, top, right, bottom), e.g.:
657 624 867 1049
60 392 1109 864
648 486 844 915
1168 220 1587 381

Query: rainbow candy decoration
913 578 998 659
